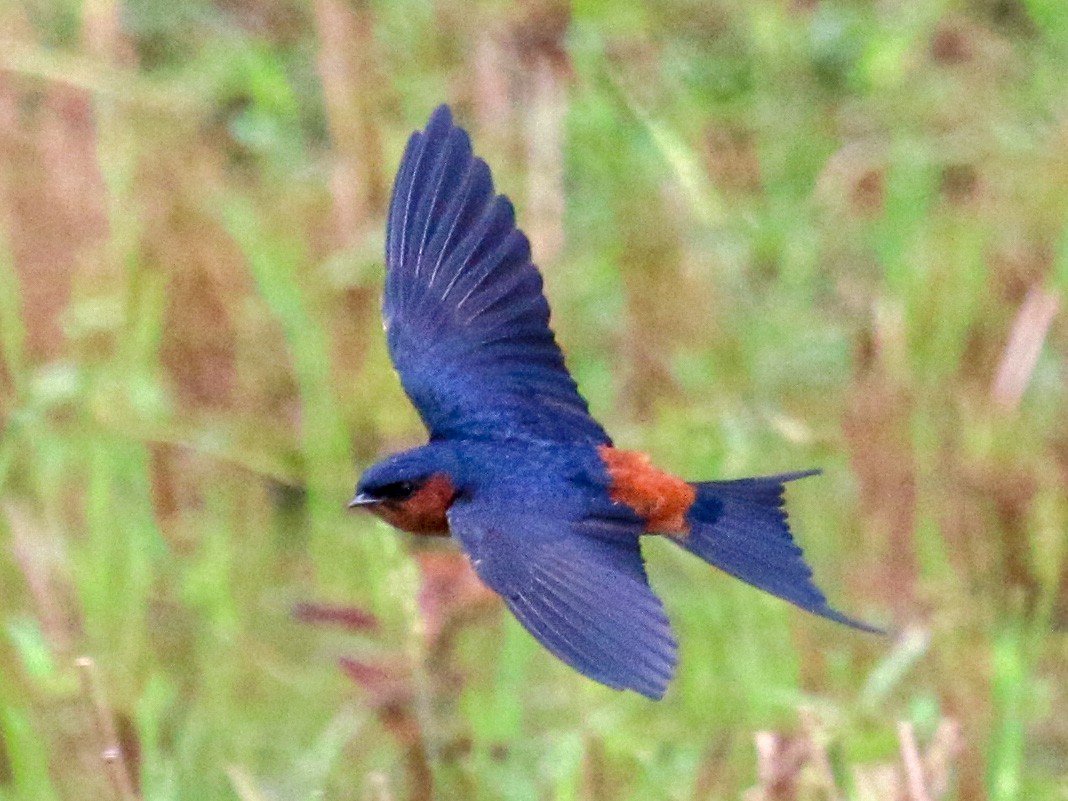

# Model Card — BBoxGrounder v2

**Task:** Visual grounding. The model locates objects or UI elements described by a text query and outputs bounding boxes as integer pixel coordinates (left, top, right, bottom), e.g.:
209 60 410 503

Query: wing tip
426 103 455 134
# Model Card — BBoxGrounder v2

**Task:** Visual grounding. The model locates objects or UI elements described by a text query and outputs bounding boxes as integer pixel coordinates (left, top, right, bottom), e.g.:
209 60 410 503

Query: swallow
350 105 881 700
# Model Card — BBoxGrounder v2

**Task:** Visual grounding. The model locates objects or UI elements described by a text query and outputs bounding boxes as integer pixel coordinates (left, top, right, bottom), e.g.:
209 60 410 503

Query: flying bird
350 105 880 699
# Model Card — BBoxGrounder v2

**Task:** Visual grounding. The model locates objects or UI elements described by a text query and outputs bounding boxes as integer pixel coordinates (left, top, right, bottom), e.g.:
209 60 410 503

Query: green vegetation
1 1 1066 798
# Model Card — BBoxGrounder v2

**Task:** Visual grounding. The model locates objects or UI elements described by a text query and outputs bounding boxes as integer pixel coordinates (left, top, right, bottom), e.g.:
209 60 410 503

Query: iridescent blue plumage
352 105 882 701
680 472 882 633
384 105 610 445
450 501 677 699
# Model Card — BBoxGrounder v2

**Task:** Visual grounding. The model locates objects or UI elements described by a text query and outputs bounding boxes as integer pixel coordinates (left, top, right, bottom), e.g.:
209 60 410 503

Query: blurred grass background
1 0 1067 798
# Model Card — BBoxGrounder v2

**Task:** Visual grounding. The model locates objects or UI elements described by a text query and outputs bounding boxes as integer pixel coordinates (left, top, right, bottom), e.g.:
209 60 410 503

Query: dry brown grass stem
991 285 1060 412
75 656 140 801
898 721 931 801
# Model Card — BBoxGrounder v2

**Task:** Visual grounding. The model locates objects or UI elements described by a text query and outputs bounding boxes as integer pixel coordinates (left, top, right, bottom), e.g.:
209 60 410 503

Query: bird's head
350 446 459 536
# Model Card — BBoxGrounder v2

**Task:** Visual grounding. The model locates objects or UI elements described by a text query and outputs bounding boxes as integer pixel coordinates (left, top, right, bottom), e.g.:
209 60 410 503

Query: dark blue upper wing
384 105 609 445
449 503 677 699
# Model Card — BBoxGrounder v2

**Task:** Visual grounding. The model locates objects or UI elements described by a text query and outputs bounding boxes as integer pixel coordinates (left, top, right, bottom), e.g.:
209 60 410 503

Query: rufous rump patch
372 472 456 536
599 446 696 535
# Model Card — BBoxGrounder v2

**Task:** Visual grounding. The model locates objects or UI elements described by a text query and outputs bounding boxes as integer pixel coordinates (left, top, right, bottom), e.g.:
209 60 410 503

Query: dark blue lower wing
449 504 677 699
384 105 609 445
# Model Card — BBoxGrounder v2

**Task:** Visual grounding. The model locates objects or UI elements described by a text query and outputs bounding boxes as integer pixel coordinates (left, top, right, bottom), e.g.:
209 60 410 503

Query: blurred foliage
1 0 1067 799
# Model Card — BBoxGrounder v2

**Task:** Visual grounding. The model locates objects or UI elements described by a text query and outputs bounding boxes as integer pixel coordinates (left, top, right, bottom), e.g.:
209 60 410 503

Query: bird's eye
376 480 417 501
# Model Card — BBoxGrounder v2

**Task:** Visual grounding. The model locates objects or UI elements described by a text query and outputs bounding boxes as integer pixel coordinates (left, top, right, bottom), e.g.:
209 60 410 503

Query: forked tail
675 470 882 633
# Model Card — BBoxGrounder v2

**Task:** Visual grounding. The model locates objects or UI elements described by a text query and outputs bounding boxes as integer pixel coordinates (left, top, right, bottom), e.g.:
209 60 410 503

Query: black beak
347 492 380 509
